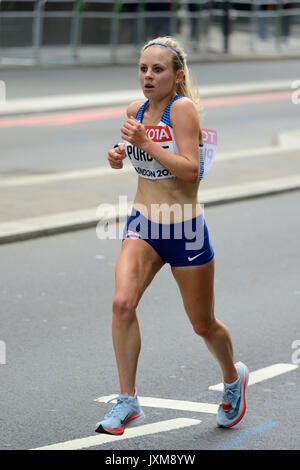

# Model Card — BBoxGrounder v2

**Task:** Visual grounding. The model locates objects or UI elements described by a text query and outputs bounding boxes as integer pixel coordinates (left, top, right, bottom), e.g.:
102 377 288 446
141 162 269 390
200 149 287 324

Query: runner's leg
171 258 238 384
112 238 164 396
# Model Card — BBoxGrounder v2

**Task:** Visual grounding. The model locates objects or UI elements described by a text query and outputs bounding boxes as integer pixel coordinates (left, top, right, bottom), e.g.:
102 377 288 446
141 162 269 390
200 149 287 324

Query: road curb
1 174 300 244
1 51 300 72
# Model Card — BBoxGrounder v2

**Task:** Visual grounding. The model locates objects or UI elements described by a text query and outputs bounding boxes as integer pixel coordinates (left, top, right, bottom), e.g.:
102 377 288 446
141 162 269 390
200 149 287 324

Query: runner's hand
121 116 149 149
107 144 126 169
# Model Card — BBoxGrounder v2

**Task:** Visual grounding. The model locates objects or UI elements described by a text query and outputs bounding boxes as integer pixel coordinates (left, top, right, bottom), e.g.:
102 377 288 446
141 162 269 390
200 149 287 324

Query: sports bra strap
136 100 149 123
160 95 184 127
135 95 184 126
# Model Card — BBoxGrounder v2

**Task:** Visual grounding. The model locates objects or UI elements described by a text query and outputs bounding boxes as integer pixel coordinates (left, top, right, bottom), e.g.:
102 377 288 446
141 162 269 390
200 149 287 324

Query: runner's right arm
107 100 144 170
107 144 126 169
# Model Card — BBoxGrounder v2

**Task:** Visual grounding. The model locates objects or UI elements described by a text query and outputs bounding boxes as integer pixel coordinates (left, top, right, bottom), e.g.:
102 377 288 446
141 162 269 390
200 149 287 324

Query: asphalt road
0 59 298 174
1 189 299 450
1 59 299 99
0 85 297 174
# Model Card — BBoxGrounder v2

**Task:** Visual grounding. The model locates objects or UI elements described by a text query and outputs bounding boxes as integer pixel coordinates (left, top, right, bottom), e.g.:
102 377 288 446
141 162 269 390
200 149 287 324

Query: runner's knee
112 293 137 323
192 315 215 338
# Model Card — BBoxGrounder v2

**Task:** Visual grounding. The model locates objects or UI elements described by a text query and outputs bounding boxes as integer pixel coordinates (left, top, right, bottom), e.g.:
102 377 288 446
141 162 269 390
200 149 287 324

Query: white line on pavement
0 164 134 187
31 362 298 450
209 363 299 391
216 144 300 161
199 174 300 204
1 144 300 188
0 79 293 115
31 418 201 451
95 395 218 414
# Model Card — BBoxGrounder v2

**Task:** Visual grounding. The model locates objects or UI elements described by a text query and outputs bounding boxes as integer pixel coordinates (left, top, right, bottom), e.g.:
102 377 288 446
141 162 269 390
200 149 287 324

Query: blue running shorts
122 208 214 267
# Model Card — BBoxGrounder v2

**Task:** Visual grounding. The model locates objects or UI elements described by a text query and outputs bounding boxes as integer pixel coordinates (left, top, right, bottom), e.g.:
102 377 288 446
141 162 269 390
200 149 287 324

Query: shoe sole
95 410 145 435
219 362 249 428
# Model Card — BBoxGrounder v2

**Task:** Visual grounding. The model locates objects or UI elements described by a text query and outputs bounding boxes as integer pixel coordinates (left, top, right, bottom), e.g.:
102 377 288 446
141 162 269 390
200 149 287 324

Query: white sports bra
124 95 217 181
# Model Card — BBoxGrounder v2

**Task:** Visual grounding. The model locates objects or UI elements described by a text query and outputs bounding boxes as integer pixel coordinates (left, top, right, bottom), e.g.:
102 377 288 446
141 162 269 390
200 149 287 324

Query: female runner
95 37 248 434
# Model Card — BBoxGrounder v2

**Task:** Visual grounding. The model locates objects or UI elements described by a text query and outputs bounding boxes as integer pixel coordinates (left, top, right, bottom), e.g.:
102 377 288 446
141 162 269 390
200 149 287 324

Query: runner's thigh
114 238 164 309
171 258 215 330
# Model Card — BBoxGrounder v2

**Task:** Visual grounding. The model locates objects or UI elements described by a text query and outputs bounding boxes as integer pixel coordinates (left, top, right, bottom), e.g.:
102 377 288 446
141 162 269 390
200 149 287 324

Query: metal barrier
211 0 300 53
33 0 78 62
0 0 299 64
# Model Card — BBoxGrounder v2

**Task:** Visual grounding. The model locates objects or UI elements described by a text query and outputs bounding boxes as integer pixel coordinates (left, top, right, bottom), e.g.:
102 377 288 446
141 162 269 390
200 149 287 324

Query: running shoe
217 361 249 428
95 392 145 435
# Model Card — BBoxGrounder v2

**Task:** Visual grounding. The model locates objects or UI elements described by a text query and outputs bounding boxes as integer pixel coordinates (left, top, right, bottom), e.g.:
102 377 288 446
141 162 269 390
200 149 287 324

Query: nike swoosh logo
120 415 129 425
188 251 206 262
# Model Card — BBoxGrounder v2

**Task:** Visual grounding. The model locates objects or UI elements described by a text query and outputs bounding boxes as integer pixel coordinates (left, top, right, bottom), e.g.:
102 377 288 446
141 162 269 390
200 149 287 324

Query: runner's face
139 47 178 100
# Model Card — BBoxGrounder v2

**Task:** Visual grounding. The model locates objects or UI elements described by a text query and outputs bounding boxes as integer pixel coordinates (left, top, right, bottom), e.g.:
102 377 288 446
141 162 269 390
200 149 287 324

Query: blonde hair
141 36 202 116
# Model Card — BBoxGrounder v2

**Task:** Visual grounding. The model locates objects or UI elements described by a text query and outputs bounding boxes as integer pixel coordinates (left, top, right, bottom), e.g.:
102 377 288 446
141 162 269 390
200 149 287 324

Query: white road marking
95 395 218 414
1 144 300 187
0 79 292 115
0 164 134 187
31 362 298 450
31 418 201 451
209 363 299 391
216 143 300 161
199 174 300 204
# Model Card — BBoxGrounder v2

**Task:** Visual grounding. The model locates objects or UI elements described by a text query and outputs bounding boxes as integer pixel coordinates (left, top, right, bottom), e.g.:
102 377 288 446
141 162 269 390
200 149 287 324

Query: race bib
201 128 217 178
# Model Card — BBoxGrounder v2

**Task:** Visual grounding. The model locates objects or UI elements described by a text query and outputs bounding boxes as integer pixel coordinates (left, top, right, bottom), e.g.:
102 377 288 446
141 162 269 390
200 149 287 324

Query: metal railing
0 1 299 64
